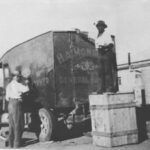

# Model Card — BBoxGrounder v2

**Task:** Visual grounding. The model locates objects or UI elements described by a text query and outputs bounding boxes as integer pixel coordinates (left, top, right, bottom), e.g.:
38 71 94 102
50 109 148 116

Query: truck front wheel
38 108 55 142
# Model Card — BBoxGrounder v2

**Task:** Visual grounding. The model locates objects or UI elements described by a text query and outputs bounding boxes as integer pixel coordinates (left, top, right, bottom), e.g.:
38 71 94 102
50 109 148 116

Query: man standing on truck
6 70 29 148
94 20 118 93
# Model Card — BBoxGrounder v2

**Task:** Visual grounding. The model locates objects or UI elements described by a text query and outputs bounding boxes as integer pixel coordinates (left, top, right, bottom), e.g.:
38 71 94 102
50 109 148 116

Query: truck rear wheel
38 108 55 142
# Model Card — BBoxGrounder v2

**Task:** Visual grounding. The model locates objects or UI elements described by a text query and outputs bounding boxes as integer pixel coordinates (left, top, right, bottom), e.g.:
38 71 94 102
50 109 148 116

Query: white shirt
6 80 29 101
95 30 114 49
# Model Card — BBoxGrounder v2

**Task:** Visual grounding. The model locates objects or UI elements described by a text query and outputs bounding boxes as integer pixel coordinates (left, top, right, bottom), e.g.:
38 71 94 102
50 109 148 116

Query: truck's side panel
73 33 100 103
54 32 99 108
54 32 75 108
1 32 56 108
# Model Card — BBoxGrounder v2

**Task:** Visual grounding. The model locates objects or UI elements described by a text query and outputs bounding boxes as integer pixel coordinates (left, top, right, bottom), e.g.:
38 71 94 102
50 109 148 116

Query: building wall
118 69 135 92
141 67 150 104
118 64 150 104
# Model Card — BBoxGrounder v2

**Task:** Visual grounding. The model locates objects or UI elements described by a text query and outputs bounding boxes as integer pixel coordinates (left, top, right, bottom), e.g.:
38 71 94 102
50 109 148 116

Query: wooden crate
89 92 138 147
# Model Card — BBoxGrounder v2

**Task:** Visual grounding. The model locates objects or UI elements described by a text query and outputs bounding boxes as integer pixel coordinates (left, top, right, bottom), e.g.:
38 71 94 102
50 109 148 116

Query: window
0 65 4 87
118 77 121 85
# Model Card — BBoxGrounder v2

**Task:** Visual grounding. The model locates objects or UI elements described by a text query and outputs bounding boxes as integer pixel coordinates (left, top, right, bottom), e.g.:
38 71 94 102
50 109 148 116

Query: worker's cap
12 70 21 76
22 68 31 78
95 20 107 28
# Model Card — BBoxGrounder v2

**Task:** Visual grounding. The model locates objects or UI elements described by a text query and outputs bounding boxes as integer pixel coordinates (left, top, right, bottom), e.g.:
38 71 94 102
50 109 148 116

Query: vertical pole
128 52 131 68
2 63 5 111
111 35 118 92
111 35 116 54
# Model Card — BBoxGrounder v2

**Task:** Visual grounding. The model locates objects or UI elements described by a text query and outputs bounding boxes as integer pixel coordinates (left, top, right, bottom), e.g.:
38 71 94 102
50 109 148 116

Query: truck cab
0 63 10 139
0 63 3 112
0 63 10 113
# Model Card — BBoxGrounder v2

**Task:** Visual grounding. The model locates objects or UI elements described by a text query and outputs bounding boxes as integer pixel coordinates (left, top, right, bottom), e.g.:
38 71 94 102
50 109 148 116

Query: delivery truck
0 30 102 141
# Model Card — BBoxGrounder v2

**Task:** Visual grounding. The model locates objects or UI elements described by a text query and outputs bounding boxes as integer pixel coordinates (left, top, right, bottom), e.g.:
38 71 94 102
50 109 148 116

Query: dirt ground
0 120 150 150
0 131 149 150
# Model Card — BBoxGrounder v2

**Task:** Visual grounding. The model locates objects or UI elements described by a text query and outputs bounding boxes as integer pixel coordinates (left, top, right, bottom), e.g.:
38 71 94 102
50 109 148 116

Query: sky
0 0 150 64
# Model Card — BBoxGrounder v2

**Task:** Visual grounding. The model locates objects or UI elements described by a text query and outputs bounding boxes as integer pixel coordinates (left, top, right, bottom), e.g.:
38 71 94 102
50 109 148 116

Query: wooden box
89 92 138 147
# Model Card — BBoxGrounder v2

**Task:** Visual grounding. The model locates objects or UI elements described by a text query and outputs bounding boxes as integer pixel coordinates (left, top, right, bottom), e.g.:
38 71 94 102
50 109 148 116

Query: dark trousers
98 49 117 93
8 99 24 148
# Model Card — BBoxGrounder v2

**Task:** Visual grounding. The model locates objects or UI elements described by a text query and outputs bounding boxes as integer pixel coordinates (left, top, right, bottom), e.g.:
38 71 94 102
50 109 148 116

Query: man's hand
98 45 104 49
24 79 29 85
99 44 114 50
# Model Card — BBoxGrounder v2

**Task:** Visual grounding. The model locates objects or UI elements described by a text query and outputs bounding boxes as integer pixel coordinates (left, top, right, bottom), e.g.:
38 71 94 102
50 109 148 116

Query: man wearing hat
6 70 29 148
95 20 118 93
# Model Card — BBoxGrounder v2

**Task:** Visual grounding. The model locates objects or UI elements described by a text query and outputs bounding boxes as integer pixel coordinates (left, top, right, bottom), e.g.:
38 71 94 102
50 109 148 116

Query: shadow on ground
21 118 91 147
53 118 91 141
22 138 39 147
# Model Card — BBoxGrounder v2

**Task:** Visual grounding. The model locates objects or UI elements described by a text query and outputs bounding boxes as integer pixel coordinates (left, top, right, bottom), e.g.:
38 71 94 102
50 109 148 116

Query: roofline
1 29 150 70
0 30 78 61
118 59 150 70
118 59 150 66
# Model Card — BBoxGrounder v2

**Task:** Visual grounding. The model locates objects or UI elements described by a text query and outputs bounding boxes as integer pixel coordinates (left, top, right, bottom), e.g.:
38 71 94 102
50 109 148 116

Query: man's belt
9 98 22 101
98 48 109 55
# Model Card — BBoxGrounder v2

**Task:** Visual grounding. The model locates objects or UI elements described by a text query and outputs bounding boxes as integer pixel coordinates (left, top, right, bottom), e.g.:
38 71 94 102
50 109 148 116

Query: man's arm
97 43 114 52
5 85 10 101
18 82 29 93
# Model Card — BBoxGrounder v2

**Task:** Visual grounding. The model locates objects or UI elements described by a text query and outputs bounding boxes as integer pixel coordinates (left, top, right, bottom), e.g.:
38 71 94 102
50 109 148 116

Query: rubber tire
38 108 55 142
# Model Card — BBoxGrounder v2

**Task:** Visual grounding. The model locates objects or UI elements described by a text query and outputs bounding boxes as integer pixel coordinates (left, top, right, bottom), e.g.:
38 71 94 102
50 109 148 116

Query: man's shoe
5 141 9 147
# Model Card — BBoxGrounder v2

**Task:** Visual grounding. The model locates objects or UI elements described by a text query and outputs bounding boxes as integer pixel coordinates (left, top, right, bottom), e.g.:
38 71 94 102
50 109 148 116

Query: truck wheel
38 108 55 142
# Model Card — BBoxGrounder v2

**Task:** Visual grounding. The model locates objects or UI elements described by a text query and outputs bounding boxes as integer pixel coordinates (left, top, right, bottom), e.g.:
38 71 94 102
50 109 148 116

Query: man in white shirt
6 70 29 148
95 20 118 93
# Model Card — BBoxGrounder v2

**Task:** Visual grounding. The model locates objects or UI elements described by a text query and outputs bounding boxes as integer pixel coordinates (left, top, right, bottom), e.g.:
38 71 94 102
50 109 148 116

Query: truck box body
1 31 100 110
